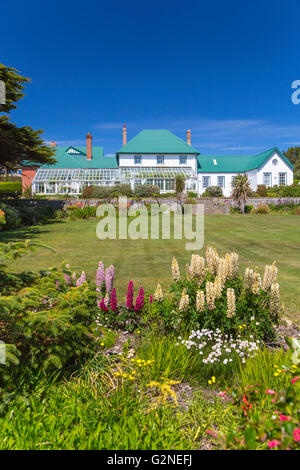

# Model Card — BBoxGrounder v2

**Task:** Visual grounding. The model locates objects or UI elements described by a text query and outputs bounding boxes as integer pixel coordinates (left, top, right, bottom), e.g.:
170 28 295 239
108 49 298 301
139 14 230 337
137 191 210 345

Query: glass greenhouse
32 167 196 194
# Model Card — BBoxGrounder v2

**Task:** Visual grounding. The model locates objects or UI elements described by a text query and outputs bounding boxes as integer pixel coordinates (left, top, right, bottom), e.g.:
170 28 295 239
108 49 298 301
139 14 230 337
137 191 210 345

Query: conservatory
31 167 196 195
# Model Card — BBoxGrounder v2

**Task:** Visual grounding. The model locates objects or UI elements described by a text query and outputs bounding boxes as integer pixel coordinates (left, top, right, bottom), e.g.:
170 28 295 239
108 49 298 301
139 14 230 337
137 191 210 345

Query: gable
65 146 85 156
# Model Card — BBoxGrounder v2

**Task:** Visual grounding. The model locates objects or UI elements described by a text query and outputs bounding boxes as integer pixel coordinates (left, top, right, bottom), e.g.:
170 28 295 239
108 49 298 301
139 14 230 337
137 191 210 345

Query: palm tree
231 174 252 213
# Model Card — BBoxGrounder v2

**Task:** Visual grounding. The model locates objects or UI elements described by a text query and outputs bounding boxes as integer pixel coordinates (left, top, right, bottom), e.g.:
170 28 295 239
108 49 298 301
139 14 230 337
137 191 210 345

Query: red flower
293 428 300 442
291 376 299 384
279 414 291 421
268 439 281 449
266 389 276 395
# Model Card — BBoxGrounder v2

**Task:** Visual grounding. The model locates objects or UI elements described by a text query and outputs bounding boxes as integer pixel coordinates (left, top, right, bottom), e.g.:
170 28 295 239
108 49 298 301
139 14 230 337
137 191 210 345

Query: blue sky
2 0 300 156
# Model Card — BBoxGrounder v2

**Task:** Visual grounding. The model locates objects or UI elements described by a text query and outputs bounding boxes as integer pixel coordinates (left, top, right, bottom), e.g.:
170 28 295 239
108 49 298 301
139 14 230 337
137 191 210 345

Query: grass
1 214 299 321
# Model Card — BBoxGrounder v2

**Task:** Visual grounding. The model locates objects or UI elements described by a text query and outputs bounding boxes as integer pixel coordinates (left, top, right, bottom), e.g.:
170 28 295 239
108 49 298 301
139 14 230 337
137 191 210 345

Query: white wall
197 172 237 197
118 154 197 173
256 152 293 187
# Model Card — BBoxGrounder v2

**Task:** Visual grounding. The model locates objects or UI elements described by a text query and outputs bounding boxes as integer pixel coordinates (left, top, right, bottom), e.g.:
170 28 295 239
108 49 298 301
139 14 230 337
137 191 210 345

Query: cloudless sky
2 0 300 155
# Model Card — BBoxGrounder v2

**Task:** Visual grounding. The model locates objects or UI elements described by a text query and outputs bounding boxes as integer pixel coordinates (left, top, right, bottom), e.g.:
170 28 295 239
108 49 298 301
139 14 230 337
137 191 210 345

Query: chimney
123 124 127 146
86 131 92 160
49 141 56 147
187 130 191 146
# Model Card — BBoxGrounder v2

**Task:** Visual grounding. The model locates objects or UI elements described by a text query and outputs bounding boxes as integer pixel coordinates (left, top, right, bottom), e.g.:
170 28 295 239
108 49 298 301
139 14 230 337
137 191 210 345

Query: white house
196 148 294 197
26 126 294 196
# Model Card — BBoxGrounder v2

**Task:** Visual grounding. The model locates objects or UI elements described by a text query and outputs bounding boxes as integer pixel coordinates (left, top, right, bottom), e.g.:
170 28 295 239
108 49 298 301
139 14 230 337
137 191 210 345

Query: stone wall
20 197 300 216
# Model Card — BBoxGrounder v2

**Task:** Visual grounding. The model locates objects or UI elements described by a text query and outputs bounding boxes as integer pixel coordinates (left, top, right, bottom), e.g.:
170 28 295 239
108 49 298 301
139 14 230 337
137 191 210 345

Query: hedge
0 182 22 197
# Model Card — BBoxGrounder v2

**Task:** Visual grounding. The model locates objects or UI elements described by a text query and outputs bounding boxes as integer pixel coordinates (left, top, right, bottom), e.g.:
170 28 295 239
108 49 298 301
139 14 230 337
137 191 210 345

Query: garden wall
20 197 300 215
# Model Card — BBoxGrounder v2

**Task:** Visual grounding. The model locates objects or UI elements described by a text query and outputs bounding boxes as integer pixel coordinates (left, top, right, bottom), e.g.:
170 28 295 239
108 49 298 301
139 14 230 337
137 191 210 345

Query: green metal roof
40 146 118 169
117 129 200 155
197 147 294 173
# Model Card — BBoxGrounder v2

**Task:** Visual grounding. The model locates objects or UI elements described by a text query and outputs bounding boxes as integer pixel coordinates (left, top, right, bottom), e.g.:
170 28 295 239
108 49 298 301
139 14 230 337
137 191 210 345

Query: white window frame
157 155 164 165
263 172 272 187
202 176 211 189
134 155 142 165
279 172 287 186
217 176 225 188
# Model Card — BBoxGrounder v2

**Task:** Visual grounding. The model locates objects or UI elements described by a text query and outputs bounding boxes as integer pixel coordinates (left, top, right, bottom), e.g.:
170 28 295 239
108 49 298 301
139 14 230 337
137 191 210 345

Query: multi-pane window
157 155 164 165
202 176 211 188
153 179 164 190
35 183 44 193
231 176 236 186
263 173 272 187
217 176 225 188
179 155 187 165
279 173 287 186
165 179 175 191
134 155 142 165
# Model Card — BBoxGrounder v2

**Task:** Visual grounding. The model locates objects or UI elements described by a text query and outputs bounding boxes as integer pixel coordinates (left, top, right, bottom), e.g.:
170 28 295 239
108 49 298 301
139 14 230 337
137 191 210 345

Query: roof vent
213 159 217 166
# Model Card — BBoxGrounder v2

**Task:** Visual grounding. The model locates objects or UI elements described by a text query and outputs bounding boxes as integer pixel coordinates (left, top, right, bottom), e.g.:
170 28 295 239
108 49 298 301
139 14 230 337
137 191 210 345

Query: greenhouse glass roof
33 167 194 182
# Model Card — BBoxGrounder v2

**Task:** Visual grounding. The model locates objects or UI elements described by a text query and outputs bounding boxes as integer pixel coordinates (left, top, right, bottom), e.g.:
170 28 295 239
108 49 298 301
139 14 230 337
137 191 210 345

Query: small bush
251 204 270 214
256 184 267 197
0 181 22 198
187 191 198 198
0 203 21 229
133 185 160 198
202 186 224 197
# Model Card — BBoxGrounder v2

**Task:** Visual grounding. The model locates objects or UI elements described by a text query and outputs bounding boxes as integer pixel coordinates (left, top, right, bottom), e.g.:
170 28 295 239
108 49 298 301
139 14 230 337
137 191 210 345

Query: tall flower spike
262 262 278 292
206 281 216 310
226 288 236 318
96 261 105 288
171 257 180 281
194 255 206 284
179 288 189 311
110 288 118 311
154 282 163 302
214 275 223 298
126 280 134 309
76 271 86 287
270 282 280 317
252 271 262 295
105 265 114 293
196 290 205 312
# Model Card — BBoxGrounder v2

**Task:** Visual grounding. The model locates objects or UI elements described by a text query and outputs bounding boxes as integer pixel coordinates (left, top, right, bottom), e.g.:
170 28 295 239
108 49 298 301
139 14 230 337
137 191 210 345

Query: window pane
179 156 187 165
202 176 211 188
263 173 272 186
279 173 287 186
134 156 142 165
217 176 225 188
157 155 164 165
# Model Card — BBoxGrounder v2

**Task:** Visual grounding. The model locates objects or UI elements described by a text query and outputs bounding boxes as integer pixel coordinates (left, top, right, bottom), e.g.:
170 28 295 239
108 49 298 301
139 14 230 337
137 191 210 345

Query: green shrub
110 184 133 198
185 197 197 205
0 203 21 229
187 191 198 198
151 247 279 340
251 204 270 214
202 186 224 197
0 182 22 198
256 184 267 197
133 185 160 198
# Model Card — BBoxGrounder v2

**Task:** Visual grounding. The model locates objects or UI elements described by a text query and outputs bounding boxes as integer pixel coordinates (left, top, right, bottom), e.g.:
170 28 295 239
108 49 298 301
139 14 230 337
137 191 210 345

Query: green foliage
251 204 270 214
216 364 300 450
133 184 160 198
202 185 224 197
256 184 267 197
0 202 21 229
187 191 198 198
283 146 300 179
238 348 292 396
267 184 300 197
0 63 30 113
0 181 22 198
66 204 97 220
232 174 252 213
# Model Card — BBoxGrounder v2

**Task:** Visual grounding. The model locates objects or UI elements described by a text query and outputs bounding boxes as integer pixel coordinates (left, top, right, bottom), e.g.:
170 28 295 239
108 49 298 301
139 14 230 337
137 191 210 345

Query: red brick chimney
123 124 127 146
49 141 56 147
187 130 191 146
86 131 92 160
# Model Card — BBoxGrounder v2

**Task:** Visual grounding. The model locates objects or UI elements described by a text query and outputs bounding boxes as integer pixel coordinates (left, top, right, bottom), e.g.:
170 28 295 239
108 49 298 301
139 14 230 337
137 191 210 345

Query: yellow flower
274 372 279 377
101 342 104 346
208 376 216 384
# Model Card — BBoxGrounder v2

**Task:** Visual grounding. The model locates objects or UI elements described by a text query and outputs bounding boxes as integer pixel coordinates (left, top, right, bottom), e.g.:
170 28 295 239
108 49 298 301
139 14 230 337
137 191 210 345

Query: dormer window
134 155 142 165
179 155 187 165
66 147 82 155
157 155 164 165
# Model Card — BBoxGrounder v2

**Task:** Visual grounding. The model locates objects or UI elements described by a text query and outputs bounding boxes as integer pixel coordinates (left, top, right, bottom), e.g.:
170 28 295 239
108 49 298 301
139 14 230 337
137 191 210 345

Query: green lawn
1 214 300 321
